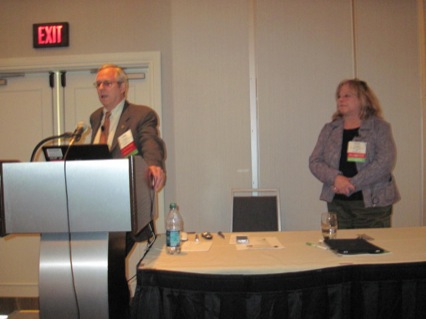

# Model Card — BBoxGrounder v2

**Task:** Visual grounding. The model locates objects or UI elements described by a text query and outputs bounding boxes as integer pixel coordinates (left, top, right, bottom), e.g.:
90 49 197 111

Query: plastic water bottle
166 203 184 254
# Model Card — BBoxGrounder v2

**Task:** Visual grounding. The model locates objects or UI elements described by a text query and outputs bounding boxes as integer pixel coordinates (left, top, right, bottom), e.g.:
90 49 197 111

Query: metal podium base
39 233 109 319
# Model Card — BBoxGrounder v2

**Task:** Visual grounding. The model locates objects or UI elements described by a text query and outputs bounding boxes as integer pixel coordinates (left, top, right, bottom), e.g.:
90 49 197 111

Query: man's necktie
100 111 111 144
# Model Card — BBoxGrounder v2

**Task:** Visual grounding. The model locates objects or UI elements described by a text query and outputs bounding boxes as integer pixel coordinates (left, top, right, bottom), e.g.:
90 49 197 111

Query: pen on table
305 242 328 250
218 231 225 239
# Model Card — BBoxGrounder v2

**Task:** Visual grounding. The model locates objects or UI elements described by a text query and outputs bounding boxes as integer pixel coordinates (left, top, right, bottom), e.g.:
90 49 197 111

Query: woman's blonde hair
332 79 383 121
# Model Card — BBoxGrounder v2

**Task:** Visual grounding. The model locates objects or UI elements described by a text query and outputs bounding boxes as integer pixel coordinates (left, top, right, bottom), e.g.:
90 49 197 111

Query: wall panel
256 0 354 230
355 0 422 226
171 0 251 231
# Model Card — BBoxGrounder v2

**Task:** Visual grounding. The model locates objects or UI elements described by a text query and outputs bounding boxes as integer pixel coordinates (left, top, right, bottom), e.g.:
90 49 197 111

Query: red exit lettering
33 22 69 48
38 25 63 45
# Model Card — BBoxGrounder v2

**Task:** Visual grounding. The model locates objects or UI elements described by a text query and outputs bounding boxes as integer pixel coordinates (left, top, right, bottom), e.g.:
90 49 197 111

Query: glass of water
321 212 338 239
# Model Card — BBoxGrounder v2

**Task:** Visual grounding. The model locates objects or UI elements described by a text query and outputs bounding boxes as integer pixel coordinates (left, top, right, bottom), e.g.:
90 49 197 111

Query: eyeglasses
93 80 121 88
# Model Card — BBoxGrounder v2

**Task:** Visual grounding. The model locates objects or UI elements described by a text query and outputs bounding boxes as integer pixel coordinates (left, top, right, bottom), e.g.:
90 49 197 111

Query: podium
0 157 153 319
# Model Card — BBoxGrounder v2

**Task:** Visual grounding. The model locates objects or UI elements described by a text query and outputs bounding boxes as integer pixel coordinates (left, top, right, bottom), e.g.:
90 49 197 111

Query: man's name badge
347 141 367 162
118 130 139 157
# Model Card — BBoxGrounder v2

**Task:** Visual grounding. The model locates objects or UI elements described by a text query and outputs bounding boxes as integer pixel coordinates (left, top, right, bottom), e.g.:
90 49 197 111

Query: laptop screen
42 144 112 161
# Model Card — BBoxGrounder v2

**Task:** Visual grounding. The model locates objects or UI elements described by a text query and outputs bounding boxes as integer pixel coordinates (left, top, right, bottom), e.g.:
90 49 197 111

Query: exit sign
33 22 69 48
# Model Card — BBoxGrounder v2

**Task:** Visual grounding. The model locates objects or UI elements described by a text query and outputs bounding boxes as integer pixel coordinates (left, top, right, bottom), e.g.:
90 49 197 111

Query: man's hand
149 165 166 192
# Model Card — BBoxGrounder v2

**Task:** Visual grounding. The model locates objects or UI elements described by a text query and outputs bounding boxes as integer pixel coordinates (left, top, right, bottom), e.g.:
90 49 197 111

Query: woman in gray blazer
309 79 400 229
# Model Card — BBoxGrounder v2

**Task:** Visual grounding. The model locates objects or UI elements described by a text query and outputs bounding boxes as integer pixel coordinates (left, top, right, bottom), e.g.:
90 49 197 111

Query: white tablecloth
139 226 426 275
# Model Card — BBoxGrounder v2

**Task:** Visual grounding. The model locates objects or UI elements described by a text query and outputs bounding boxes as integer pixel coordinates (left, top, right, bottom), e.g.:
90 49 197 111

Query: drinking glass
321 212 338 239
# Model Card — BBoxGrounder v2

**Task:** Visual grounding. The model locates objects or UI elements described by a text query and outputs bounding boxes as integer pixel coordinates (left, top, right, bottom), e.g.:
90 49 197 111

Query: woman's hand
333 175 355 196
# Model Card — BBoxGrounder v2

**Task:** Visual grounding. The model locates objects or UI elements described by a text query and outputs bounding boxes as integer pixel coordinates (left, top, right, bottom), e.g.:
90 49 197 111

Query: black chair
231 189 281 232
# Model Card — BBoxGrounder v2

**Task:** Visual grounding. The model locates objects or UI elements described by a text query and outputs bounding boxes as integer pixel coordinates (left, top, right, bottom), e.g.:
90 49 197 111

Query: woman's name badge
118 130 139 157
347 141 367 162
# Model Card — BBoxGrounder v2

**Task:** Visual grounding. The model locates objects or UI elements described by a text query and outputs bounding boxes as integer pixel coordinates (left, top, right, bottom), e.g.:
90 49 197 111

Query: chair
231 188 281 232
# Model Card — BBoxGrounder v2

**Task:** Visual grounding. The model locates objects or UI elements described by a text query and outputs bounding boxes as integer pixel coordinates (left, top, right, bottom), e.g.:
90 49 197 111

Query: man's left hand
149 165 165 192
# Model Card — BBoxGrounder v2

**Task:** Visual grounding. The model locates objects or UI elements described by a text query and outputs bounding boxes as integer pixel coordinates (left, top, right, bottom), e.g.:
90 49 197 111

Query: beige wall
0 0 424 296
421 0 426 224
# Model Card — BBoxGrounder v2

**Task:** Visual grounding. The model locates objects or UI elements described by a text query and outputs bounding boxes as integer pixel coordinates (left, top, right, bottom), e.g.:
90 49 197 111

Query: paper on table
234 236 284 250
181 240 213 252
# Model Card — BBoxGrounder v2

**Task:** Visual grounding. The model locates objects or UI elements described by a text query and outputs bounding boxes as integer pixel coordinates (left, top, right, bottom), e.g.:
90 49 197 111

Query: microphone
71 121 88 142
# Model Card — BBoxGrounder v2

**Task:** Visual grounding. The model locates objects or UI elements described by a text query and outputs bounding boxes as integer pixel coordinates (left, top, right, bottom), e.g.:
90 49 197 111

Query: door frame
0 51 162 130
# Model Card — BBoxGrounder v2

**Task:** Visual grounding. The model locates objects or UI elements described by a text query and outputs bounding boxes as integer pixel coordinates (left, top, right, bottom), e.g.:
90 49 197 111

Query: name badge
118 130 139 157
347 141 367 162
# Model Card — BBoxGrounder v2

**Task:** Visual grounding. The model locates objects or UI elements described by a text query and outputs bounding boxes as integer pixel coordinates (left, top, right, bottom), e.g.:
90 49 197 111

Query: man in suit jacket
90 64 166 319
90 64 165 190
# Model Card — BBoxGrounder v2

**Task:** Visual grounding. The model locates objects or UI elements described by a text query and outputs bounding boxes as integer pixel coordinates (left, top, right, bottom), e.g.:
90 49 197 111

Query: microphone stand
30 132 73 162
62 134 80 161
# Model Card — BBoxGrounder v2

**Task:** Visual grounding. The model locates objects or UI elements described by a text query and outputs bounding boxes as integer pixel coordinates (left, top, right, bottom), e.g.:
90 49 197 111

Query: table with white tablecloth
131 227 426 319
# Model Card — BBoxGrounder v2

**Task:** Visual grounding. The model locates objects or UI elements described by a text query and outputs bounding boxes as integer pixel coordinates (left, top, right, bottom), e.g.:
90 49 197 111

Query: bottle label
166 230 180 247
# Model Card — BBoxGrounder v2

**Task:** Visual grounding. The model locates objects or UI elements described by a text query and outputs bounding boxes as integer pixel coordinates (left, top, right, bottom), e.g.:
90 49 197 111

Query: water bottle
166 202 184 254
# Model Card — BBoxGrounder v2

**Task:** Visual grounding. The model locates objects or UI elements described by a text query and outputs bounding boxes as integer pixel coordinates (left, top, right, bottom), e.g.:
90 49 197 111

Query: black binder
324 238 386 255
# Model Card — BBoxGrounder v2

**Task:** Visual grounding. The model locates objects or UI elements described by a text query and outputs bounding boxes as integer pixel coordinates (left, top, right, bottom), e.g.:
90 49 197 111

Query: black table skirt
131 261 426 319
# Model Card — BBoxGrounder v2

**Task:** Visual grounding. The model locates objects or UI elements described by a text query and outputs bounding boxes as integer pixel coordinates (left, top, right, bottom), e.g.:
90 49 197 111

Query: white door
0 72 53 162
